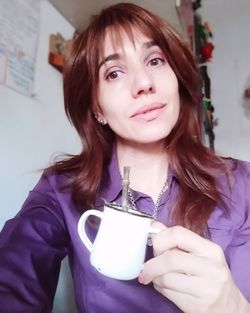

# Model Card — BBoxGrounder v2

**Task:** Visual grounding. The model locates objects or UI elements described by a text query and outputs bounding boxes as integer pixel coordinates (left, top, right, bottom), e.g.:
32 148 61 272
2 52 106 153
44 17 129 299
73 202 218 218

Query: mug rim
105 203 153 219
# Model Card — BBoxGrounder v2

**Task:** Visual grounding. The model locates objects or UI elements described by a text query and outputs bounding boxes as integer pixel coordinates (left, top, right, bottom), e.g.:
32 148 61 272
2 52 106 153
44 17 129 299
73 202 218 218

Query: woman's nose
131 68 156 98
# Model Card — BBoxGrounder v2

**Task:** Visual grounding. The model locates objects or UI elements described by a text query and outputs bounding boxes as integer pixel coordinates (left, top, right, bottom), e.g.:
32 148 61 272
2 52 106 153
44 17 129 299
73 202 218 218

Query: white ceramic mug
77 203 159 280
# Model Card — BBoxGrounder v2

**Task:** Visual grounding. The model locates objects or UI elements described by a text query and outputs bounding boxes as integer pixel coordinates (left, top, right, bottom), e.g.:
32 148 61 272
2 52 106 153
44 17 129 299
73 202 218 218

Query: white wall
0 0 79 311
199 0 250 161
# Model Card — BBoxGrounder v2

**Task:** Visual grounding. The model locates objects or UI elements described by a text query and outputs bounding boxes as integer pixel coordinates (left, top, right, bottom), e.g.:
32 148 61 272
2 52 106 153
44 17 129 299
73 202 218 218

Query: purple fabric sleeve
226 163 250 299
0 175 69 313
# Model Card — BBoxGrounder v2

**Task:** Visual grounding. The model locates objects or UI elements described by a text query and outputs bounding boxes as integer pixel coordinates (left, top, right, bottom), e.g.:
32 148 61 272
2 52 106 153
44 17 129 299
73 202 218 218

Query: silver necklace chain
128 181 168 219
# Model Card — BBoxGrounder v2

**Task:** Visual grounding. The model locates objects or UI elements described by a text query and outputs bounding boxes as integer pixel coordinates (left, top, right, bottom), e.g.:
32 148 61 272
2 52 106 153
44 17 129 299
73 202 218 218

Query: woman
0 3 250 313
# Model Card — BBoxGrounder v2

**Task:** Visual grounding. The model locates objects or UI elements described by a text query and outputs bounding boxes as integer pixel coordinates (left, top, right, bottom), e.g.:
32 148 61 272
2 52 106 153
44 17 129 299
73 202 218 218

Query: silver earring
98 118 107 125
94 113 107 125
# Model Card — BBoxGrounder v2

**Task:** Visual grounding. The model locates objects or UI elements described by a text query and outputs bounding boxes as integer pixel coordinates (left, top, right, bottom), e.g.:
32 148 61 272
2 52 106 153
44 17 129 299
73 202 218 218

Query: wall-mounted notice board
0 0 40 96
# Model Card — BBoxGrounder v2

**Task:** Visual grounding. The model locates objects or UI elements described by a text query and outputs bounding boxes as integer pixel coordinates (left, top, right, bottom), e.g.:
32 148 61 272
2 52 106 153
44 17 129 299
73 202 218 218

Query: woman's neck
116 139 169 202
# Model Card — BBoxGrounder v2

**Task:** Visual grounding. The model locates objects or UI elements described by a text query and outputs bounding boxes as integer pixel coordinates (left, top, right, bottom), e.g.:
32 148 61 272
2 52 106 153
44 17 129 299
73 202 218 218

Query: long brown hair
48 3 228 235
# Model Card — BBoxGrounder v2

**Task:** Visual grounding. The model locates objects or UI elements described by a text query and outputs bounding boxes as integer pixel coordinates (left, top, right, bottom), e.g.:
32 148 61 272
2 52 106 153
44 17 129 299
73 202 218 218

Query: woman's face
97 29 180 145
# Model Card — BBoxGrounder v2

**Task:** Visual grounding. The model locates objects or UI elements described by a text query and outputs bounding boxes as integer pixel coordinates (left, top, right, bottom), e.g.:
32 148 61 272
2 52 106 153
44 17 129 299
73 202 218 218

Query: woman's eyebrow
143 40 157 50
98 41 157 69
98 53 120 70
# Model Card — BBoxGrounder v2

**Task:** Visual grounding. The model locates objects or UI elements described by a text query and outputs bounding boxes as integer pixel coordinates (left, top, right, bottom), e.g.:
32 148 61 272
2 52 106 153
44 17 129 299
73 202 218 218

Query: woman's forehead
100 26 153 57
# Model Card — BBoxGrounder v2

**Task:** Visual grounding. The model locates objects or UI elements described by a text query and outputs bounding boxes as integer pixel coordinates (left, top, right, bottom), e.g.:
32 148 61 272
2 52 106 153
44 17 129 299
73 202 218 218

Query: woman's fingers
151 225 225 262
140 248 211 285
153 272 215 298
140 225 229 287
154 273 201 295
141 227 249 313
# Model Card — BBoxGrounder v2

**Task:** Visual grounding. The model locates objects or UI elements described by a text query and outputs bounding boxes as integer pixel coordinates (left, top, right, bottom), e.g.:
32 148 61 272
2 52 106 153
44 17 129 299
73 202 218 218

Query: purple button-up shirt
0 149 250 313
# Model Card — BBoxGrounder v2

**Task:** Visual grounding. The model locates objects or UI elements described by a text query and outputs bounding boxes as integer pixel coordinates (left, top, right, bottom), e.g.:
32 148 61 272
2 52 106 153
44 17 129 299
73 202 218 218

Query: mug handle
77 209 103 252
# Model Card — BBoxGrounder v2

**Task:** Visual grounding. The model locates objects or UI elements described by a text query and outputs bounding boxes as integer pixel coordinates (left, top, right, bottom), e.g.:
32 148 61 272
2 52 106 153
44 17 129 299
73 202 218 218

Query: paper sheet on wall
0 0 40 96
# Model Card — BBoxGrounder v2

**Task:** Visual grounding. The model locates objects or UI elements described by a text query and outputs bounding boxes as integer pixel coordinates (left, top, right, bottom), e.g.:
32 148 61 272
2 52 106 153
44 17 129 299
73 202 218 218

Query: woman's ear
92 98 108 125
93 112 107 125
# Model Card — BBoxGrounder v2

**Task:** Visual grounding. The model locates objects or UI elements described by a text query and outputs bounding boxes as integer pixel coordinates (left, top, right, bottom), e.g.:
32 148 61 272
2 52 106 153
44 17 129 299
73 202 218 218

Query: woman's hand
139 222 250 313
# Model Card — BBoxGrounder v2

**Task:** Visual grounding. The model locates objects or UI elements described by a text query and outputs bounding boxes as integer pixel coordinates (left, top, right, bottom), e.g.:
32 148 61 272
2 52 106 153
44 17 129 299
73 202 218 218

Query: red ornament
201 42 214 61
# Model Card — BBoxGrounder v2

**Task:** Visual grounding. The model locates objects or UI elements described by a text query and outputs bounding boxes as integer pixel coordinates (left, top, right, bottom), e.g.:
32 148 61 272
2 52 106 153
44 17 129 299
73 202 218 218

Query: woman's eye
148 57 165 66
106 70 121 81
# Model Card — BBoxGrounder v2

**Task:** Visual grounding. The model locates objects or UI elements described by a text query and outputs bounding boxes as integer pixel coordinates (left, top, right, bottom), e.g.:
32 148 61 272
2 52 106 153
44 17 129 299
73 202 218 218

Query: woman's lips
131 103 166 121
